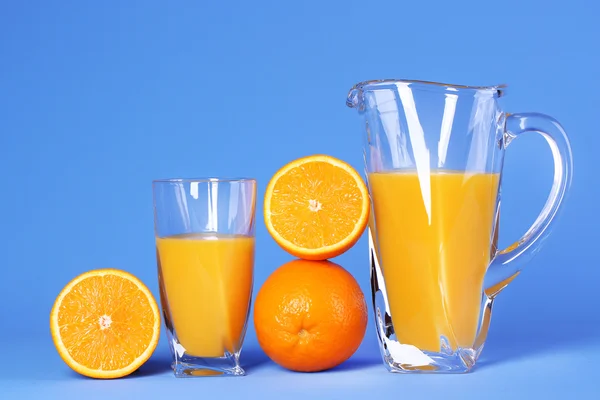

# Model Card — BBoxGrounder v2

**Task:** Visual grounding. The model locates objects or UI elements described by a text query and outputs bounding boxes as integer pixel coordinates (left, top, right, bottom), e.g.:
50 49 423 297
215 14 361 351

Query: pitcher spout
346 87 364 111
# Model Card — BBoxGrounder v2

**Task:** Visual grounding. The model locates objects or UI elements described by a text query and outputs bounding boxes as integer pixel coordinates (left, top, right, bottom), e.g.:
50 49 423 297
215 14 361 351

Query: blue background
1 0 598 398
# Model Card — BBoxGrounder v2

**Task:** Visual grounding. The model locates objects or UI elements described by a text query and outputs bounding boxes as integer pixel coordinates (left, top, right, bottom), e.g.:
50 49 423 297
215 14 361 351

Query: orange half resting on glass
50 269 161 379
264 155 370 260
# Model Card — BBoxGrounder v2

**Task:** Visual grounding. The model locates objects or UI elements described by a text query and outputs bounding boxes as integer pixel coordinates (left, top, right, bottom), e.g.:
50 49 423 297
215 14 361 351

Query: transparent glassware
346 79 573 373
153 178 256 377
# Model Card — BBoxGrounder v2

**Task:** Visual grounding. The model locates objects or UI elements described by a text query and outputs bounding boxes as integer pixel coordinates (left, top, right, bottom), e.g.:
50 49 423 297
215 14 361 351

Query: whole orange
254 259 368 372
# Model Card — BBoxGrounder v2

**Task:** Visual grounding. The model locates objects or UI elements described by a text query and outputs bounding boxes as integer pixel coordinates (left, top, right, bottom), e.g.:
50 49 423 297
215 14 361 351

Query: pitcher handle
484 112 573 297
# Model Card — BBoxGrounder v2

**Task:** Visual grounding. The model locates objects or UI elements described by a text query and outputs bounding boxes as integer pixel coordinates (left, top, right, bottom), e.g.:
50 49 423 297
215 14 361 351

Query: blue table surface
3 326 599 399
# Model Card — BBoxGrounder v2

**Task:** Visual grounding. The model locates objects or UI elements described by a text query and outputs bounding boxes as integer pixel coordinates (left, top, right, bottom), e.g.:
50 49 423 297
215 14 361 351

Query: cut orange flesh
50 269 161 379
264 155 370 260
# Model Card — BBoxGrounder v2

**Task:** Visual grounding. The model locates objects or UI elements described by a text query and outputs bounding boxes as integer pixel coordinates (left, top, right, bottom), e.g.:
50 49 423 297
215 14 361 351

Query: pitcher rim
351 78 507 95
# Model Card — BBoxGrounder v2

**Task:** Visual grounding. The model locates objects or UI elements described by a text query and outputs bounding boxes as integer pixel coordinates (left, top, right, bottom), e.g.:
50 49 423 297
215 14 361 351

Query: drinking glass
347 79 573 373
153 178 256 377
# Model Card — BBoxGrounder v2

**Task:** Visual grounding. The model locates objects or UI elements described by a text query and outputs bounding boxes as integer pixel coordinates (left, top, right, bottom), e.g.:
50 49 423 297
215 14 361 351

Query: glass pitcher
346 79 573 373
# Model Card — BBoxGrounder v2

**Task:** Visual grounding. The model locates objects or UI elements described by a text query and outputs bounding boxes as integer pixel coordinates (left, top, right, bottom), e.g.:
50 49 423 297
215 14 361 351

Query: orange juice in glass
153 178 256 377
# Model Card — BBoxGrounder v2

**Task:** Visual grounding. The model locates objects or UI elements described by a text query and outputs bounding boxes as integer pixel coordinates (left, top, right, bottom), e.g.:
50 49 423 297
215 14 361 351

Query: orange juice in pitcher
369 171 499 352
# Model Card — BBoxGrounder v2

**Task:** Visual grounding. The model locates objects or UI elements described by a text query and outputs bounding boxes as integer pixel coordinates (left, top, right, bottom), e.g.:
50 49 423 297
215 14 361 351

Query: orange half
264 155 370 260
50 269 161 379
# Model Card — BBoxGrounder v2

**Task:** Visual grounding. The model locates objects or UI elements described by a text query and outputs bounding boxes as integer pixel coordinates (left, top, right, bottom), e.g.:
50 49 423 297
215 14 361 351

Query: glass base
380 341 477 373
165 326 246 377
172 353 245 377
